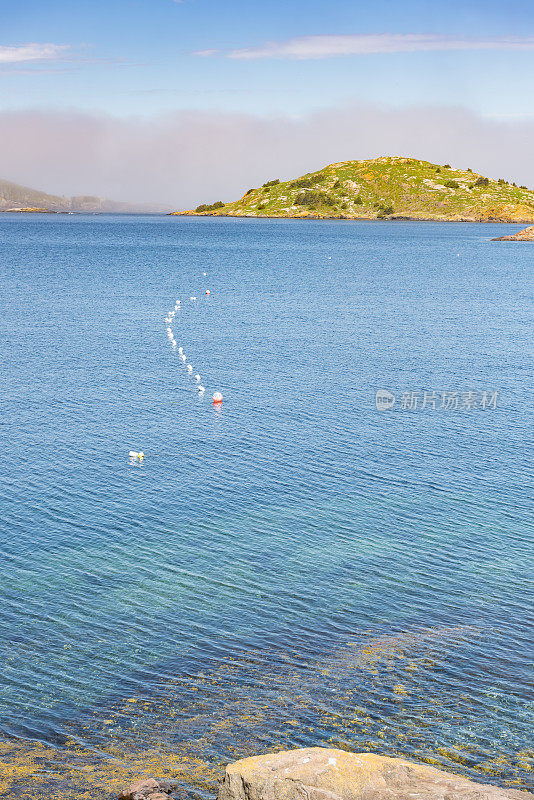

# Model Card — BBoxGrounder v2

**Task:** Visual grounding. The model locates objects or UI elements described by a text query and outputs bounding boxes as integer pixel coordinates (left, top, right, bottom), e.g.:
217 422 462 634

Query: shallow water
0 216 532 797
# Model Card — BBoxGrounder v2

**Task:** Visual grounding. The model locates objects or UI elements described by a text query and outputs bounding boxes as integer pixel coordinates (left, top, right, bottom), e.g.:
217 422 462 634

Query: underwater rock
217 748 532 800
119 777 179 800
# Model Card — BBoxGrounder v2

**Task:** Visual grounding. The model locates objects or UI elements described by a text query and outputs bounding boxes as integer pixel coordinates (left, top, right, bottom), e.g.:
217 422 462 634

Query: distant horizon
2 149 533 212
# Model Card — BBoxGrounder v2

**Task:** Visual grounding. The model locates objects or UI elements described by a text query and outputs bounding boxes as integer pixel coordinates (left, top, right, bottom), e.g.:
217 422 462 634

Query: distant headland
172 156 534 223
0 178 169 214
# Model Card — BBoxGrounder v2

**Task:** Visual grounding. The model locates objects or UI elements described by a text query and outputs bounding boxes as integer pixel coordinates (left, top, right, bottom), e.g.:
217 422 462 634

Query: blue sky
1 0 534 205
2 0 534 119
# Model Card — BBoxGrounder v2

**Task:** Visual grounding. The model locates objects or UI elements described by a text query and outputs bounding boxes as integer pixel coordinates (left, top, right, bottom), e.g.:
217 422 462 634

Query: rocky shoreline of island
171 211 534 223
492 225 534 241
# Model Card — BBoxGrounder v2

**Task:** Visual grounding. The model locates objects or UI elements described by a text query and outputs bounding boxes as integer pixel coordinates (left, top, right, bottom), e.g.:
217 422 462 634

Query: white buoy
198 385 205 393
203 272 207 276
190 296 196 301
129 451 144 461
178 347 183 354
212 391 223 405
195 374 200 382
181 354 186 362
172 341 177 348
187 364 193 373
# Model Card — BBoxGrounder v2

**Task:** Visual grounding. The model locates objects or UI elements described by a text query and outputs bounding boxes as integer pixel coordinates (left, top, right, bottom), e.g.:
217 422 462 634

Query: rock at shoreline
119 777 180 800
217 748 532 800
492 225 534 241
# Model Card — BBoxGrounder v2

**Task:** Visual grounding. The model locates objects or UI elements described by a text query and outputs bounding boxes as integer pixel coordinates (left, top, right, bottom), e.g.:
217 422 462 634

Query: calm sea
0 215 532 798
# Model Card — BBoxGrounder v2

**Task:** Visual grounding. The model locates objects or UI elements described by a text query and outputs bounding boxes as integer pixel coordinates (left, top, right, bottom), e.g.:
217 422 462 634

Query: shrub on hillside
195 200 225 212
473 177 490 188
262 179 280 188
297 190 334 207
443 180 460 189
377 204 394 216
291 174 323 189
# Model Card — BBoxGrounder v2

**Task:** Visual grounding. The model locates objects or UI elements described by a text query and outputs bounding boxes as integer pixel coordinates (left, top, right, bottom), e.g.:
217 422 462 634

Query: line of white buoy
129 281 223 460
163 280 223 406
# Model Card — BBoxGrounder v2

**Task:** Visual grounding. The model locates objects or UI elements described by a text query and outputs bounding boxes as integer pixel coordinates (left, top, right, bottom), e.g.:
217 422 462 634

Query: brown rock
119 778 160 800
156 780 179 793
217 748 532 800
147 794 169 800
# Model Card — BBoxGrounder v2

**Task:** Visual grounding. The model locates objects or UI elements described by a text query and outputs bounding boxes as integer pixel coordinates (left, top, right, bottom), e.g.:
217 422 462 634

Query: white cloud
0 103 532 207
207 33 534 60
0 43 70 64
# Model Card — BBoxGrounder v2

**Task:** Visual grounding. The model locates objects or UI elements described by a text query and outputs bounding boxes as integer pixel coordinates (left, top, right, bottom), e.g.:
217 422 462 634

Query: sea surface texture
0 216 532 798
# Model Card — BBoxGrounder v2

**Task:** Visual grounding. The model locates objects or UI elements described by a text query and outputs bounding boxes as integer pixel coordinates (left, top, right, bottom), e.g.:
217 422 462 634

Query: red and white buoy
205 289 211 296
212 391 223 405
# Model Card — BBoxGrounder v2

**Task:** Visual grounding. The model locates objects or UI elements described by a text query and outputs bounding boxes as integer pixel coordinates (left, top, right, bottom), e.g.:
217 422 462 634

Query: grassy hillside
176 156 534 222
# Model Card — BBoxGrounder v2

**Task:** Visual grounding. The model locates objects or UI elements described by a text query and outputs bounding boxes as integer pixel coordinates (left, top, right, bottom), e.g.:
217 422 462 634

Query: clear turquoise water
0 215 532 790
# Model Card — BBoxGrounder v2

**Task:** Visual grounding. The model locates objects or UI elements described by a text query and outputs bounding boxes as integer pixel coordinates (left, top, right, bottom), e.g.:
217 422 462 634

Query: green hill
175 156 534 222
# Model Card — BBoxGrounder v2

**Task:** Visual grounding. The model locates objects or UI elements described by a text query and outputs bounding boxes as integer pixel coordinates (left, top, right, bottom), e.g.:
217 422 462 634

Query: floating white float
129 451 144 461
212 391 223 405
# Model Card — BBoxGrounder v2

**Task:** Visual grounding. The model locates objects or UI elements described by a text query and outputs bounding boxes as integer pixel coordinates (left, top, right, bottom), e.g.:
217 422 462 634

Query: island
171 156 534 222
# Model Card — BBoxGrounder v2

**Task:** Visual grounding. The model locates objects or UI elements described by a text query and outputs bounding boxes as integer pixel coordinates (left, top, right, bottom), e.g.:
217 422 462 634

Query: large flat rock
218 748 531 800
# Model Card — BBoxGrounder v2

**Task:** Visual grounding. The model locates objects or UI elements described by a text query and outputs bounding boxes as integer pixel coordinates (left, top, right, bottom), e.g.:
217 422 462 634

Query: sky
1 0 534 207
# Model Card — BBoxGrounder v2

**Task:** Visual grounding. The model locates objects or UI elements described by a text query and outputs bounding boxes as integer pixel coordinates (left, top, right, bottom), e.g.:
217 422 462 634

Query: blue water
0 215 532 793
